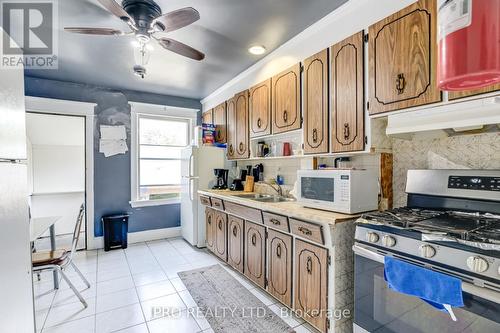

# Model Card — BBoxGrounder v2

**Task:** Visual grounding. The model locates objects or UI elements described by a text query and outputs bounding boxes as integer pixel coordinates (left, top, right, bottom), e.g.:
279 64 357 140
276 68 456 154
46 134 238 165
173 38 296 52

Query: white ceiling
25 0 348 99
26 113 85 146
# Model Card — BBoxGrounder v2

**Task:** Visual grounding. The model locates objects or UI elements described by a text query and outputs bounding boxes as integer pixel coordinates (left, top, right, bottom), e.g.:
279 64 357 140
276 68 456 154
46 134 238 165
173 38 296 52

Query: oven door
353 244 500 333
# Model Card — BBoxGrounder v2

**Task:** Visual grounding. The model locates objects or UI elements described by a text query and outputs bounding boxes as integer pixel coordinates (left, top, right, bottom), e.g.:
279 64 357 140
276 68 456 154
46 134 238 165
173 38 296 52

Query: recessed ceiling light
248 45 266 55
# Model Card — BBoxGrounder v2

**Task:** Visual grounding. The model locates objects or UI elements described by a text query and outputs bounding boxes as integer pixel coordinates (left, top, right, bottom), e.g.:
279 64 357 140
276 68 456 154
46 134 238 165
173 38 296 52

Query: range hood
386 96 500 138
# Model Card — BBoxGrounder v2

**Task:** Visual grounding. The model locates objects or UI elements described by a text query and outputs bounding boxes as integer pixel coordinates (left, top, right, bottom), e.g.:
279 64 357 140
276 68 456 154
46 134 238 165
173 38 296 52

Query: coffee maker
212 169 229 189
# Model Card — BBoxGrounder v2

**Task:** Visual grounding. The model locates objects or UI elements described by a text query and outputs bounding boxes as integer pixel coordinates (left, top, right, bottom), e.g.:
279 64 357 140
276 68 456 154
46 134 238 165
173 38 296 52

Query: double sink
233 193 296 203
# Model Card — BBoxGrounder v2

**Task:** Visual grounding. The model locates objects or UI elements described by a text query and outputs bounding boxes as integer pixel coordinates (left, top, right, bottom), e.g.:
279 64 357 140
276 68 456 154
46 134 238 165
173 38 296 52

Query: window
131 110 193 207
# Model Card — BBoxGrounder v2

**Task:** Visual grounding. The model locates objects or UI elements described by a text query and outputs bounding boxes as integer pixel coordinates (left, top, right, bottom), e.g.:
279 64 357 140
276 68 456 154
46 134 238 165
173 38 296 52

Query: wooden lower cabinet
244 221 266 288
294 239 329 333
205 208 215 252
214 211 227 261
227 215 244 273
267 230 292 307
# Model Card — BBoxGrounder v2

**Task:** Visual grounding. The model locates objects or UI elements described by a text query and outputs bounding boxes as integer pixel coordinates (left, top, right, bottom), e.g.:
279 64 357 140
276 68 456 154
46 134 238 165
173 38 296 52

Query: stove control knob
366 232 379 243
419 245 436 258
382 235 396 247
466 256 489 273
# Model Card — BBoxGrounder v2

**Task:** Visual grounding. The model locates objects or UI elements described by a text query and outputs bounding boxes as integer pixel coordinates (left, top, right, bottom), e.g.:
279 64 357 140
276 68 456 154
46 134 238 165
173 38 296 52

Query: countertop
198 189 361 226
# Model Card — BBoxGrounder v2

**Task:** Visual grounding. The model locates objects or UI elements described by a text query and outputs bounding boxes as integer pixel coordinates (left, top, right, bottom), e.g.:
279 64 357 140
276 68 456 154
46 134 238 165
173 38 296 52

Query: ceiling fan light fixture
248 45 266 55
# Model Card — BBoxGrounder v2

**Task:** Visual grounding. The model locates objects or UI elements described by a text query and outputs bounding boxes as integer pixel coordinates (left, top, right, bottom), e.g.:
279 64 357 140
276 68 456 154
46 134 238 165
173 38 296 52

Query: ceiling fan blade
157 38 205 61
64 27 124 36
96 0 135 25
153 7 200 33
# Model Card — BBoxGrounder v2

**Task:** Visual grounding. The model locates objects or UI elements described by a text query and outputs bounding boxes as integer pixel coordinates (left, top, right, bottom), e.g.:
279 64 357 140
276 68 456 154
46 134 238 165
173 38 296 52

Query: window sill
130 199 180 208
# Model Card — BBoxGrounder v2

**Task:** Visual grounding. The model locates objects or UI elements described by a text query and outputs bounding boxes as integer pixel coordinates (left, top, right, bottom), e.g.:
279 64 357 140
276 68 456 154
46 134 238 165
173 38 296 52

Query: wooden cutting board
244 176 254 192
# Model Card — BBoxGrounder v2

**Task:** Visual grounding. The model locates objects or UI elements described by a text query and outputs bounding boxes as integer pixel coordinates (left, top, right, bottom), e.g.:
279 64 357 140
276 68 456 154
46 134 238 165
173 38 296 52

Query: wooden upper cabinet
234 90 250 159
272 63 302 134
448 83 500 100
202 109 213 124
244 221 266 288
368 0 441 114
331 31 365 153
213 102 227 143
226 97 236 160
249 79 272 138
303 50 329 154
267 230 292 307
294 240 328 333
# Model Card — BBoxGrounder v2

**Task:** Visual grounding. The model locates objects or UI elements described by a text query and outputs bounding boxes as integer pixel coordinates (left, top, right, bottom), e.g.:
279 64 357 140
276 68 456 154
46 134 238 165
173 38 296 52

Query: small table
30 216 62 289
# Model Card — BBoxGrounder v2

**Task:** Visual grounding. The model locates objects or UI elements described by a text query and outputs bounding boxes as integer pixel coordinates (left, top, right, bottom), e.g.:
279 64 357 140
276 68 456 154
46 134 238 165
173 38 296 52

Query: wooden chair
32 204 90 308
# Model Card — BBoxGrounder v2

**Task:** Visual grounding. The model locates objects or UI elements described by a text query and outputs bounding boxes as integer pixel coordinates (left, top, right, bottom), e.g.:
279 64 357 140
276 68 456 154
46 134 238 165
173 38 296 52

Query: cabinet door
213 102 227 143
331 31 365 153
267 230 292 307
272 63 302 134
303 50 329 154
244 221 266 288
227 216 244 273
234 90 250 158
214 211 227 261
202 109 213 124
205 208 215 252
448 83 500 100
368 0 441 114
226 97 237 160
294 240 328 333
249 79 272 138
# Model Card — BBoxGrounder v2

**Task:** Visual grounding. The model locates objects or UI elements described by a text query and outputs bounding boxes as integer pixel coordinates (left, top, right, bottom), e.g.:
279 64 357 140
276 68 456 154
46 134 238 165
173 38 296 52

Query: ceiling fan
64 0 205 78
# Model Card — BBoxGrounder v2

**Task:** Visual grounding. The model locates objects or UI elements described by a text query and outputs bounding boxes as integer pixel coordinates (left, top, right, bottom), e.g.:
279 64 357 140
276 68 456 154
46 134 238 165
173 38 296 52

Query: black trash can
102 214 129 251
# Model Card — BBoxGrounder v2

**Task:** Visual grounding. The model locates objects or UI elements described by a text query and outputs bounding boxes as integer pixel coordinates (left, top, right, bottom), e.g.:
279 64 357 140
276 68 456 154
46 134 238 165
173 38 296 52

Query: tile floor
33 237 315 333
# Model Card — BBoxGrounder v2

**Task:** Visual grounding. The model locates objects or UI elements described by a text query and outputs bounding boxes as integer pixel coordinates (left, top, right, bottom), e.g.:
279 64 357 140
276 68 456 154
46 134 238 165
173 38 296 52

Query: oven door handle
352 244 500 304
353 244 385 263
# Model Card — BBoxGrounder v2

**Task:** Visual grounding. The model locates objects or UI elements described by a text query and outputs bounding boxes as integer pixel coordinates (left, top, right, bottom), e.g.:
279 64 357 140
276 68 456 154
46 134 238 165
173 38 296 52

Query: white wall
201 0 416 110
27 113 86 238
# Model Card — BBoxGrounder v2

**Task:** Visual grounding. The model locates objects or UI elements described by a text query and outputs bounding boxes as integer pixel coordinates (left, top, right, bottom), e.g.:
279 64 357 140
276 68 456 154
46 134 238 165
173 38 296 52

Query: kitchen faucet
260 181 283 197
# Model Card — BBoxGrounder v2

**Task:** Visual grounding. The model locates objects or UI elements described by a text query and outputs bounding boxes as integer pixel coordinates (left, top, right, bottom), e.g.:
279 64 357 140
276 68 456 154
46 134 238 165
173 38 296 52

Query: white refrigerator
0 28 35 332
180 146 226 247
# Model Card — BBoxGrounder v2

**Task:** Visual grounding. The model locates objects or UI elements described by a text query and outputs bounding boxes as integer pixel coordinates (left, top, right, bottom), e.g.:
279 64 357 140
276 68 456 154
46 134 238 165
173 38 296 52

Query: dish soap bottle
276 167 284 185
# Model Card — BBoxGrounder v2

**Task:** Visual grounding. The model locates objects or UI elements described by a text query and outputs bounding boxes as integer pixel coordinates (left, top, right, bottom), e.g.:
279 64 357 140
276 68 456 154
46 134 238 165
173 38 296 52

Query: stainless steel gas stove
353 169 500 333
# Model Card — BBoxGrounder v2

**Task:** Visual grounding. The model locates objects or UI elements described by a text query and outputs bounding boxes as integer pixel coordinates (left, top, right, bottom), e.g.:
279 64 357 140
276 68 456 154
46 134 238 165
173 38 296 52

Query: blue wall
25 77 201 236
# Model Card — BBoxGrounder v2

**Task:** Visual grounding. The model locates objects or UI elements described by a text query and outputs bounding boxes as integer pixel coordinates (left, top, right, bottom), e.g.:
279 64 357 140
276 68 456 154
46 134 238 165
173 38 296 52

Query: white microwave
296 169 379 214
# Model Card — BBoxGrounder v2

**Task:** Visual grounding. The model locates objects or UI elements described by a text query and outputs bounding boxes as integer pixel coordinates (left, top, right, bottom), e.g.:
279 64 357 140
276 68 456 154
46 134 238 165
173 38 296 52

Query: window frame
130 102 198 208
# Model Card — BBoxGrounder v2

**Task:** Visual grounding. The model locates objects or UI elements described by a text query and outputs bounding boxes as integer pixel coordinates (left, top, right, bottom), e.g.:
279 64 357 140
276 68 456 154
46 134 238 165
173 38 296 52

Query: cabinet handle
276 244 282 258
298 226 312 236
270 218 281 225
239 142 244 152
232 225 237 237
251 234 257 246
228 144 234 156
306 256 313 274
257 118 262 128
343 123 350 140
396 73 406 95
218 220 222 230
207 216 211 224
283 110 288 122
312 128 318 142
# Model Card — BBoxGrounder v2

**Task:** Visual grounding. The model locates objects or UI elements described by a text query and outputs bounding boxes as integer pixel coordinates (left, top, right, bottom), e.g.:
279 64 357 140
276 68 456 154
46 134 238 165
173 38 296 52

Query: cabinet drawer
200 195 211 206
224 201 263 224
263 212 289 232
211 198 224 210
289 218 324 245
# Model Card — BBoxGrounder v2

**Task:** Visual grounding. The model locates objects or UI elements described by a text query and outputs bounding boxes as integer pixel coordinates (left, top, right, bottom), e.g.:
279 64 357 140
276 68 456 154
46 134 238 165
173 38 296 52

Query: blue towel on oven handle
384 256 464 321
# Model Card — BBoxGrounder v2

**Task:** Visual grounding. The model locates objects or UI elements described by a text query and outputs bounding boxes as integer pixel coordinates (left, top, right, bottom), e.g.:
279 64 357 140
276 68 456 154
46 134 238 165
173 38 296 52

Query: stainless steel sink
232 193 295 203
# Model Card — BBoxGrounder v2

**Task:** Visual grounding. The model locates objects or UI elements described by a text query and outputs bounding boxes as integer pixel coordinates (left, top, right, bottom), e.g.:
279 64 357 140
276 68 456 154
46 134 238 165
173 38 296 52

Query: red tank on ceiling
438 0 500 91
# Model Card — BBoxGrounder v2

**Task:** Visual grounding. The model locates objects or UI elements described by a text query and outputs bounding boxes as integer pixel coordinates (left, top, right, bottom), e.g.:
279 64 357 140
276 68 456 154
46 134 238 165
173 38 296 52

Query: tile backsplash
392 132 500 207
